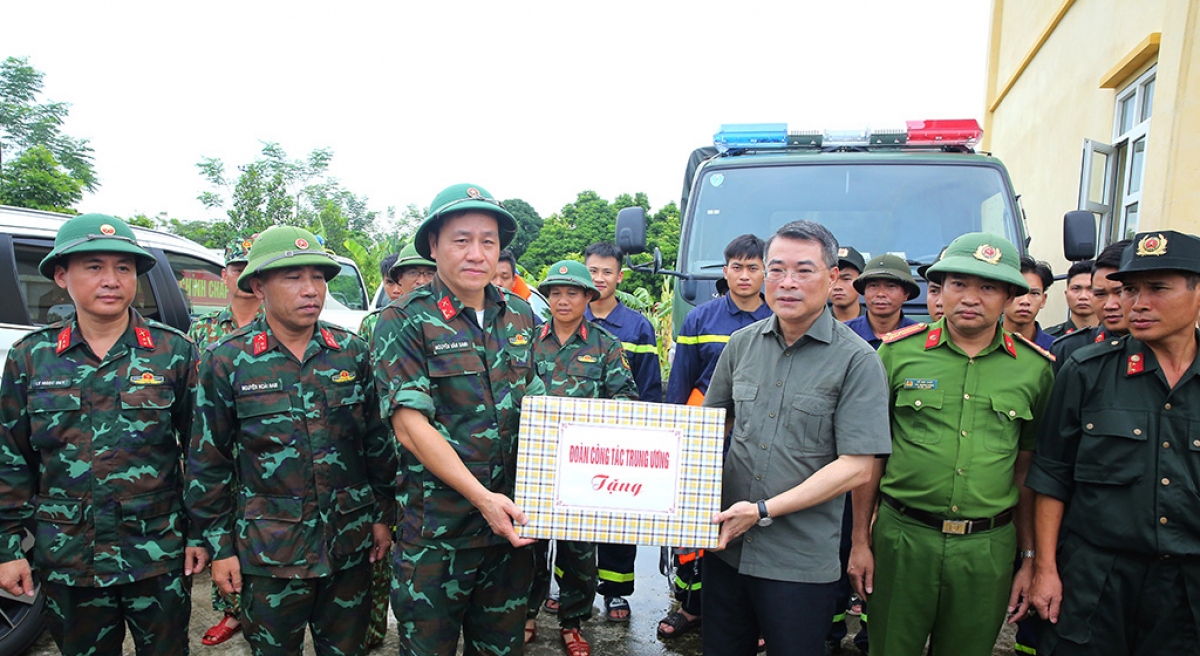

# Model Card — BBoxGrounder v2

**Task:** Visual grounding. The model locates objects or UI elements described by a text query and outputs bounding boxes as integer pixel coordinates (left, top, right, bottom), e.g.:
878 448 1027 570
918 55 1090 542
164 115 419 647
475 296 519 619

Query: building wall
983 0 1198 319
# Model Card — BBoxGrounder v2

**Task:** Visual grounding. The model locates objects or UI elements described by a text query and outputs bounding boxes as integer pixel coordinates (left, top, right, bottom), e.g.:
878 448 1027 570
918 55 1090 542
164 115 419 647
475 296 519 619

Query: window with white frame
1111 66 1155 241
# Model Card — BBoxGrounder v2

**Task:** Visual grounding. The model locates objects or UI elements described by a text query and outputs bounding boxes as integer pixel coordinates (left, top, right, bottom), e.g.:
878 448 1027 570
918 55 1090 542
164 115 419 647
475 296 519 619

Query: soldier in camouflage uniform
526 260 638 655
0 214 198 656
186 226 397 656
188 235 261 646
360 242 435 650
372 183 546 656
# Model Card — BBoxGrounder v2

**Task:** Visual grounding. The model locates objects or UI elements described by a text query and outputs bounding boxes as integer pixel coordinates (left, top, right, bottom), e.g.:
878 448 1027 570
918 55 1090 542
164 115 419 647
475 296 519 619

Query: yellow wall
984 0 1199 320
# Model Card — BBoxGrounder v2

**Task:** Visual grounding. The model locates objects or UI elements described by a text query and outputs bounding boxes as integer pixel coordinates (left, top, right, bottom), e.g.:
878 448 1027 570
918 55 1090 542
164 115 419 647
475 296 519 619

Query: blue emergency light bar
713 123 788 152
713 120 982 152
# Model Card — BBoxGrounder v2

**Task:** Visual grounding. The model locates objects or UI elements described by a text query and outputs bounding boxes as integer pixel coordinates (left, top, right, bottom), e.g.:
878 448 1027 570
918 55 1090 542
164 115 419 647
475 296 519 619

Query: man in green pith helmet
358 243 435 345
186 225 396 655
525 259 638 656
851 232 1054 656
189 235 263 647
372 183 546 656
0 213 199 655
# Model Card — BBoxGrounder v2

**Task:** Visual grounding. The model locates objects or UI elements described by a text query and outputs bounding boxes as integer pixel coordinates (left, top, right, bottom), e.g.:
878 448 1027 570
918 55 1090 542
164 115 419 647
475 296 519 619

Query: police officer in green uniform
189 235 261 647
0 214 198 656
525 260 639 655
372 183 546 656
850 233 1054 656
186 225 396 656
1028 230 1200 654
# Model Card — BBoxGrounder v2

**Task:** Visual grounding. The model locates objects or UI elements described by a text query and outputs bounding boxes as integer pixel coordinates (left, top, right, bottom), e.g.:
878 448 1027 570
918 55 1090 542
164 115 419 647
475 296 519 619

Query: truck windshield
684 162 1018 275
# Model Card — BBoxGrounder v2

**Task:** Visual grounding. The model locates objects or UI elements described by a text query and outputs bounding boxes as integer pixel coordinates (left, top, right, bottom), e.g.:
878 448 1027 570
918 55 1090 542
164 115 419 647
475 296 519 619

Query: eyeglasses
765 267 824 282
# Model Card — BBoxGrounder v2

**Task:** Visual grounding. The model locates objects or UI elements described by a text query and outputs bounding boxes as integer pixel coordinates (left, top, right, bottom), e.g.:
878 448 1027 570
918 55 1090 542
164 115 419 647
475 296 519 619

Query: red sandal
560 628 591 656
202 614 242 646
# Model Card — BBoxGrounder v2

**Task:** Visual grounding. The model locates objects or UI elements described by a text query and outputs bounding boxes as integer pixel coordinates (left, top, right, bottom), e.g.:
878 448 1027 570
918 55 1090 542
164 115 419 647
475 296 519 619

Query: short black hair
497 249 517 273
1019 256 1054 290
584 242 624 264
1095 239 1132 271
379 253 399 278
724 234 765 263
1066 259 1094 281
764 220 838 269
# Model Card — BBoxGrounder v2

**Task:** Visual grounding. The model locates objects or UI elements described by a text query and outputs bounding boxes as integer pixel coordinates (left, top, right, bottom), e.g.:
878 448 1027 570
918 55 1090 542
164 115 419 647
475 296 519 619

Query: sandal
543 593 560 614
202 613 242 646
525 619 538 645
560 628 591 656
657 610 701 639
604 595 631 623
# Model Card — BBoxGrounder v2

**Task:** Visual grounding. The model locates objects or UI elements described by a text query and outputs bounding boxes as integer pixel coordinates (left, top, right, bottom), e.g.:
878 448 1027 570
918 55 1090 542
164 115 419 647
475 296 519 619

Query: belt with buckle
881 494 1013 535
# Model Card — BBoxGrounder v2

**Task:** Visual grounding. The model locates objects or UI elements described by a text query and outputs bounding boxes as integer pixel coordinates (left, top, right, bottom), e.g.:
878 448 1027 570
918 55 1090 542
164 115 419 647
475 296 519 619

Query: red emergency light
905 119 983 147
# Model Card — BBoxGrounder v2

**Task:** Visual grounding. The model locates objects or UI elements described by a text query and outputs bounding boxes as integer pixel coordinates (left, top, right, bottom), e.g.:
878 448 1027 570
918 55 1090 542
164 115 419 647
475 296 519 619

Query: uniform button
769 412 775 418
963 394 970 400
1111 340 1120 346
1164 442 1172 449
1086 423 1094 430
951 505 959 512
915 400 922 407
755 475 762 481
785 352 792 357
961 430 968 437
1194 440 1200 448
746 537 753 543
1165 403 1172 410
776 381 782 387
1008 410 1017 417
1134 429 1142 436
1162 478 1170 486
761 444 768 450
956 469 964 476
1160 517 1169 525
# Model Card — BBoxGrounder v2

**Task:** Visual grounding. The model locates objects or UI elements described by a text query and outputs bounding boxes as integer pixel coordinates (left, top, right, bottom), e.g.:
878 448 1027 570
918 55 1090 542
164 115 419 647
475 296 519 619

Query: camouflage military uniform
186 316 397 655
528 317 638 629
0 310 197 655
372 275 545 656
357 305 390 649
188 304 260 620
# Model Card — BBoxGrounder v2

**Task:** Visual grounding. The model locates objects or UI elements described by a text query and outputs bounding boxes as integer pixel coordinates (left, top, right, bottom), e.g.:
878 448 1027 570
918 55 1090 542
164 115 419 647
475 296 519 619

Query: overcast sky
4 0 992 229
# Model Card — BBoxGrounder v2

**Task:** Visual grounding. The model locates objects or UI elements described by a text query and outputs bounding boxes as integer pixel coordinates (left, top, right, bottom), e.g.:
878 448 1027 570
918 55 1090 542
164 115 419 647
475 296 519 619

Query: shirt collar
249 316 340 357
924 317 1016 358
426 274 506 323
1123 330 1200 381
723 293 768 317
56 309 152 357
586 300 625 327
760 306 834 345
538 319 590 344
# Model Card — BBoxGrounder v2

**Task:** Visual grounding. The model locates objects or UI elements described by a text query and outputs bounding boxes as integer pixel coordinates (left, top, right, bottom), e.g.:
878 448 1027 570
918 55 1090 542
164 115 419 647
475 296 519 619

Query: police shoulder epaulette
882 322 928 344
394 284 433 310
142 318 191 343
1074 333 1127 362
1011 332 1055 362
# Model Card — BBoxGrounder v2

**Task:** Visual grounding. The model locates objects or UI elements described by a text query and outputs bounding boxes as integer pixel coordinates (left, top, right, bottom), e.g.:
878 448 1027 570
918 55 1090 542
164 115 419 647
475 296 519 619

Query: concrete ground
21 545 1017 655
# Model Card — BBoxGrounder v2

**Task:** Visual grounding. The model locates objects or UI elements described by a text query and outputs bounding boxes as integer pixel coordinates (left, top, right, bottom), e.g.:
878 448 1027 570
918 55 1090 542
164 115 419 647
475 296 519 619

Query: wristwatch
1018 549 1036 559
756 500 773 527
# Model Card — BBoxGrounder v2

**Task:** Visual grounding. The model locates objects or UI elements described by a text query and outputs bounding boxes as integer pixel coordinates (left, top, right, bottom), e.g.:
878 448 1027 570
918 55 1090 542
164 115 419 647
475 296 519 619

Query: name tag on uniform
31 378 72 390
903 378 938 390
239 380 282 394
431 340 471 355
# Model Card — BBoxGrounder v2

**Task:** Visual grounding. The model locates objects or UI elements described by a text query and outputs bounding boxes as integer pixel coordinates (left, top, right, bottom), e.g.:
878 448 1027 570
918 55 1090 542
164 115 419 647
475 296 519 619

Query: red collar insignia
579 323 588 340
320 327 340 349
56 327 71 355
134 326 155 350
438 296 457 321
924 328 942 350
540 323 551 340
1094 331 1106 343
1003 333 1017 357
253 331 269 356
1126 353 1145 376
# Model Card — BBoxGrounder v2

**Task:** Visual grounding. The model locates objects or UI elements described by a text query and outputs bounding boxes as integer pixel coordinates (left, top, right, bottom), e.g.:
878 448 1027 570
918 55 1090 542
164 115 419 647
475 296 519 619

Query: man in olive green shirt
1028 230 1200 655
850 233 1054 656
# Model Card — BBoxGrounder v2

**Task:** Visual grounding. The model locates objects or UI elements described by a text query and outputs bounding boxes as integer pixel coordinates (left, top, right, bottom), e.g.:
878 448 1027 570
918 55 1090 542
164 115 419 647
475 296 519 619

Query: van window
328 261 367 311
14 242 159 325
161 251 227 321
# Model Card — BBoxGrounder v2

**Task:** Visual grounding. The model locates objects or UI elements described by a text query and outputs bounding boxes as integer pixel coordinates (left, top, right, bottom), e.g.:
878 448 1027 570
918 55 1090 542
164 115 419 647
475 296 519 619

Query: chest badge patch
509 333 529 347
331 370 356 383
130 371 166 385
577 354 598 363
903 378 938 390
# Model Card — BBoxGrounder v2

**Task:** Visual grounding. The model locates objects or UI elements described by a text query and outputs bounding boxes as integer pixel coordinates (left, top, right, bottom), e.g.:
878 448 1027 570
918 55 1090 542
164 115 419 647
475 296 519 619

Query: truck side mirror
1063 210 1098 261
615 207 648 255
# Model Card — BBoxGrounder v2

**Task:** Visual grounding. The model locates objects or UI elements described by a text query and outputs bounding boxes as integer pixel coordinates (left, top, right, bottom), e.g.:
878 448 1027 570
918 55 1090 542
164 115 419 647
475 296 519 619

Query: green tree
502 198 542 260
0 145 83 213
0 57 97 194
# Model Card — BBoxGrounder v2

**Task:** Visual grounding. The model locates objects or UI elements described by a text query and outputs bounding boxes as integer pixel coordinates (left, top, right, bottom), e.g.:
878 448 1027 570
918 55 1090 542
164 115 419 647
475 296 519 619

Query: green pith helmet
236 225 340 292
924 232 1029 293
388 243 436 280
853 253 920 300
836 245 866 274
413 183 517 260
224 234 257 266
538 260 599 301
38 213 157 279
1109 230 1200 281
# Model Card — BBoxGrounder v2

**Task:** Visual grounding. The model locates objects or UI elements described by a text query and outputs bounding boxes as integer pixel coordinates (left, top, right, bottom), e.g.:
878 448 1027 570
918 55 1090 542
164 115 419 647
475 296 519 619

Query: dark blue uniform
585 300 660 601
845 314 919 350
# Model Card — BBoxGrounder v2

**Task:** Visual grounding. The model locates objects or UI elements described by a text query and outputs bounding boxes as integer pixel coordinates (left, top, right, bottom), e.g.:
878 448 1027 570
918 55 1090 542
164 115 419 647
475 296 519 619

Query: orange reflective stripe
687 389 705 406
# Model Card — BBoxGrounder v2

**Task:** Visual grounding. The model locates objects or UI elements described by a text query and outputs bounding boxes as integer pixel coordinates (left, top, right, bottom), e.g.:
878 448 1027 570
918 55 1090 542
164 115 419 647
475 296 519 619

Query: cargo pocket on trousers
243 495 306 567
331 483 377 557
